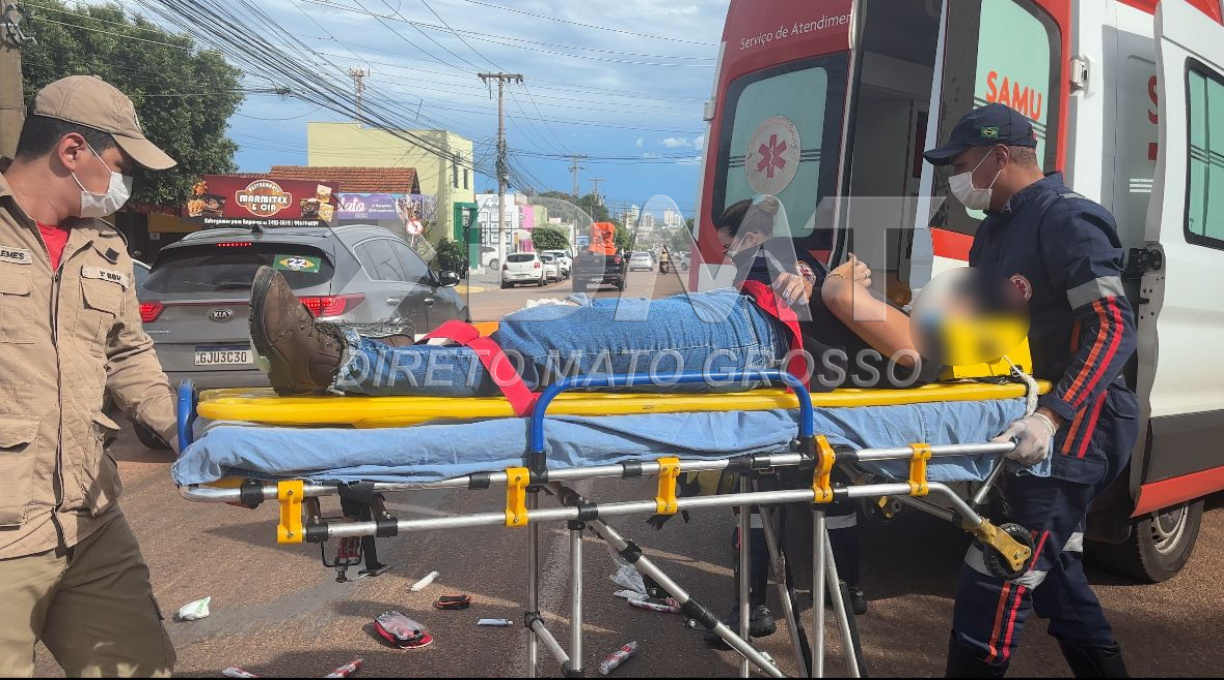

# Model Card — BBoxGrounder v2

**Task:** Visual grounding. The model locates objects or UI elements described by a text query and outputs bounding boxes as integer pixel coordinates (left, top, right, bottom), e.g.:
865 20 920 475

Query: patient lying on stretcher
248 196 941 397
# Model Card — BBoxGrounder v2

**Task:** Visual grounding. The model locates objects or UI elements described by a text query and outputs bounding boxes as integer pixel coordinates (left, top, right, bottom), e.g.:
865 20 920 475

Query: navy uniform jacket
970 173 1140 484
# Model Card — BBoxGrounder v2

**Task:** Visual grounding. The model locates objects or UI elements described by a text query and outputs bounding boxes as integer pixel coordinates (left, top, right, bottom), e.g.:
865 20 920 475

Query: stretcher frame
178 370 1037 678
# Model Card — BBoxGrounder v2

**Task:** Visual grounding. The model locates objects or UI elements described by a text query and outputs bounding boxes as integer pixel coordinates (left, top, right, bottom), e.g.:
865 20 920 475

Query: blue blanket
172 398 1049 486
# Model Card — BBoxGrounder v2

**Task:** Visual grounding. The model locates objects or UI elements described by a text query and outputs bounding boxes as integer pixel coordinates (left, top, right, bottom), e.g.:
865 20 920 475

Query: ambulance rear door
1133 0 1224 515
911 0 1070 287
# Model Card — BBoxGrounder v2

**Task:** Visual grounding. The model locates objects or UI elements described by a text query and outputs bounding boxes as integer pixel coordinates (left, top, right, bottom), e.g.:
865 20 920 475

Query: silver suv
139 225 467 390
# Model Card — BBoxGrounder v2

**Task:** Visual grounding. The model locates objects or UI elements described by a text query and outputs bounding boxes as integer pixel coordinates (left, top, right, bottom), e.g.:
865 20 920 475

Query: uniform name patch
82 266 130 289
0 247 33 265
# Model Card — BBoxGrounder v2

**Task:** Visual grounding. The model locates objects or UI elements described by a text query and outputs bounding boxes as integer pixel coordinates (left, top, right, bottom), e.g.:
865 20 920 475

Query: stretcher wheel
984 523 1036 581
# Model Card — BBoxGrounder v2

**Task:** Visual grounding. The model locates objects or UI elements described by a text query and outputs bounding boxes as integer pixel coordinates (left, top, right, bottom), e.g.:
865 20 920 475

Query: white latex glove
993 412 1058 466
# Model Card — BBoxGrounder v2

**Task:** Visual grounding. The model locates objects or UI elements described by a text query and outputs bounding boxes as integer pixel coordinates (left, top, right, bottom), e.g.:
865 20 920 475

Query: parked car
628 251 655 272
133 260 151 293
539 253 562 282
501 252 545 288
480 245 500 270
139 225 468 393
543 250 572 278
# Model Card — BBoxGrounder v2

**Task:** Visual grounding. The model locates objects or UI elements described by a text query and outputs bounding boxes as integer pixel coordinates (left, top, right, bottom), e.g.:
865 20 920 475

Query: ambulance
692 0 1224 582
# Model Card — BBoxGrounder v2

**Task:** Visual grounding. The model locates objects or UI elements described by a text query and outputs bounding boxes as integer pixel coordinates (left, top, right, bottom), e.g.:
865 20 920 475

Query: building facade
307 122 475 242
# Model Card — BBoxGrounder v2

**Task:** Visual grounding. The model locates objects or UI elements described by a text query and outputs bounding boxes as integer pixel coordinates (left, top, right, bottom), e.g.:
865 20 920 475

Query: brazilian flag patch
981 126 1000 139
274 255 322 274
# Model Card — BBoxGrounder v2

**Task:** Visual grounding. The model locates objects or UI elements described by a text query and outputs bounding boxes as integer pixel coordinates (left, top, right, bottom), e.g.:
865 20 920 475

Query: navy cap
923 103 1038 166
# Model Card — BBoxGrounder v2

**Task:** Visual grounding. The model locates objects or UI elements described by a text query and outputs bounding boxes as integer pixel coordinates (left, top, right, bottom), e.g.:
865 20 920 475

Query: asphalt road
464 264 692 321
31 421 1224 679
32 267 1224 678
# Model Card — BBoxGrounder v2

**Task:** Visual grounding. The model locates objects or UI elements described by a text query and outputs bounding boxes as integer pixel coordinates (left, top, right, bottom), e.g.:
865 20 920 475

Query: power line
24 0 181 37
456 0 717 47
298 0 715 66
31 15 192 49
412 22 717 64
411 0 501 70
308 45 705 103
366 0 482 72
139 0 494 176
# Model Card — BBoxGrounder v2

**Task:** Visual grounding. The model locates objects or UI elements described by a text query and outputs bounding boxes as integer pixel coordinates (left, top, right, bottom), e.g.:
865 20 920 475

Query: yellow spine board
197 381 1052 429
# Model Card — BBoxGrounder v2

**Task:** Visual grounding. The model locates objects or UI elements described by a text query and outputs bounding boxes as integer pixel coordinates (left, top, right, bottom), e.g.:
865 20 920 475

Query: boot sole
703 618 778 648
249 267 299 397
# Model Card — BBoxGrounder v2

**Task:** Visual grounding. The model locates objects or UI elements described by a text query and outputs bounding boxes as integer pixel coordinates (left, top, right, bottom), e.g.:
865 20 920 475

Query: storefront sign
185 176 338 228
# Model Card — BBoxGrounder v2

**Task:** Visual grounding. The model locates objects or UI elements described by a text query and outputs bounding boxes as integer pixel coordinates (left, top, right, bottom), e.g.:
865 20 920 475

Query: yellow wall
307 122 476 240
148 212 197 234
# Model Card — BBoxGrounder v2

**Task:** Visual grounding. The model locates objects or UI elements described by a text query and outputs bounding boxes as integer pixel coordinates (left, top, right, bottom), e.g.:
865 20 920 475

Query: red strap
419 321 538 416
738 281 808 388
423 320 481 345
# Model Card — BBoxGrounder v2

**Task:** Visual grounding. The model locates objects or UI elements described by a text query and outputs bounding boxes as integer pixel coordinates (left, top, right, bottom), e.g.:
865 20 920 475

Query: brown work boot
250 266 346 395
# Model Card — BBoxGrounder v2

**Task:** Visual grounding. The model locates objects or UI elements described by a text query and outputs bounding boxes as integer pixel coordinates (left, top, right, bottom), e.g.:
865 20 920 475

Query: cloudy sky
222 0 733 215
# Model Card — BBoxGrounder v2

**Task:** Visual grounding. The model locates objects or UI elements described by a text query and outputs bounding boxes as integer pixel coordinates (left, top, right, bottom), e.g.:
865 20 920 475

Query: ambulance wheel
1093 500 1204 584
134 420 172 451
984 523 1035 581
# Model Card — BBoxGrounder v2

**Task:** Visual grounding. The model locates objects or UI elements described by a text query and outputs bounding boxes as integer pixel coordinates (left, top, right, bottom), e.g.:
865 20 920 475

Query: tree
20 1 244 207
435 239 468 274
538 190 622 230
670 227 694 254
532 227 569 252
615 223 634 253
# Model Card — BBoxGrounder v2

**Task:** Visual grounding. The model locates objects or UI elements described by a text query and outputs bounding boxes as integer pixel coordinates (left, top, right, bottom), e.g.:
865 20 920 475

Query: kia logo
209 308 234 323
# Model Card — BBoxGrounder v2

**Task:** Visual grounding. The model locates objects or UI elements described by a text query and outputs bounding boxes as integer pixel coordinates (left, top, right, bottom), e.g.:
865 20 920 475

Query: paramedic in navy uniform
923 103 1139 679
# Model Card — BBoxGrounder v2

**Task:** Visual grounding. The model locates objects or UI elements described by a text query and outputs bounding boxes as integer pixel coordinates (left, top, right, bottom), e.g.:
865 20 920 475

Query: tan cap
33 75 176 171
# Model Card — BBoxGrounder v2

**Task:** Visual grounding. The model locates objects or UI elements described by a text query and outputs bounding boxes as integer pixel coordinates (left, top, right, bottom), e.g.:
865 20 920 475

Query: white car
501 252 545 288
480 246 501 270
543 250 572 277
628 251 654 272
539 253 562 282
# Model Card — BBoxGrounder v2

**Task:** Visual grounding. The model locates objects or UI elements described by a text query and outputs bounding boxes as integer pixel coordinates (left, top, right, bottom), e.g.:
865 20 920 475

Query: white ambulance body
695 0 1224 581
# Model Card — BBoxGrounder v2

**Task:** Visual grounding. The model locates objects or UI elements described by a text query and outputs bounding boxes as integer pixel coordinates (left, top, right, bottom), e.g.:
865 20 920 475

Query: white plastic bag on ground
176 597 212 622
607 547 646 595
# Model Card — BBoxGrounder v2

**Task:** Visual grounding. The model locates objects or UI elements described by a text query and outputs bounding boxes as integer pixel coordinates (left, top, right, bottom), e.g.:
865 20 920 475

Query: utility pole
479 72 523 269
589 178 606 209
1 2 34 158
348 67 369 122
569 154 586 200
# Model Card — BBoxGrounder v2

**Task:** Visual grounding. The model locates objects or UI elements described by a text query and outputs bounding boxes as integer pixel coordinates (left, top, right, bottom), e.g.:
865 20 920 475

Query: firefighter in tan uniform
0 76 179 677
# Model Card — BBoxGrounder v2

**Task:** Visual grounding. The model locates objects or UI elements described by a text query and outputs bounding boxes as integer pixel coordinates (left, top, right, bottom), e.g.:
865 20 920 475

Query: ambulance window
713 54 849 248
1186 63 1224 248
928 0 1062 236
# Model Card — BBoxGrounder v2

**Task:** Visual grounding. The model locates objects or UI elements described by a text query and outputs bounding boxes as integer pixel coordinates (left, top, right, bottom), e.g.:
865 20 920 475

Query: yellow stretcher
198 380 1051 428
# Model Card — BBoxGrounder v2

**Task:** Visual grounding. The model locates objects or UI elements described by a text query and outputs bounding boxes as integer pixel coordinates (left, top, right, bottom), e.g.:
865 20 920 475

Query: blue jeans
330 289 789 397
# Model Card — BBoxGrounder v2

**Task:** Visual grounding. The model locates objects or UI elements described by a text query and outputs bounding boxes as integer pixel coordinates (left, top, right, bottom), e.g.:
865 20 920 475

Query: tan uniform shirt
0 168 177 560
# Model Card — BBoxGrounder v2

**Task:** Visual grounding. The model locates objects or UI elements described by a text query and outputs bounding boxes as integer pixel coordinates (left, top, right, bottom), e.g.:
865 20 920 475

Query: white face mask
949 152 1002 211
72 145 133 218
